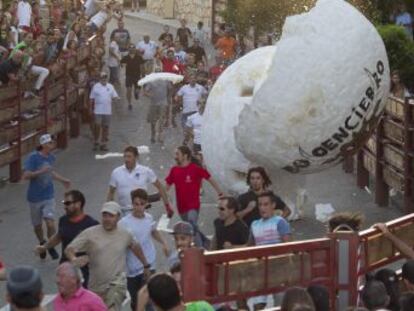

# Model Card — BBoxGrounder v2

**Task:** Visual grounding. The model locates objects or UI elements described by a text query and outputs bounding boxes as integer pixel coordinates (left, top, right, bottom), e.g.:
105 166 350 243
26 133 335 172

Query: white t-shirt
109 164 157 209
89 82 119 115
108 40 121 67
118 213 157 277
177 84 207 113
186 112 203 144
136 40 158 60
90 10 108 28
17 1 32 27
193 28 208 46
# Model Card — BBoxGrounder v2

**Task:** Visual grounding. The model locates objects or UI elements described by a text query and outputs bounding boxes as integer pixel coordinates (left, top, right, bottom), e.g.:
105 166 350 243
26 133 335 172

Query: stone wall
147 0 212 28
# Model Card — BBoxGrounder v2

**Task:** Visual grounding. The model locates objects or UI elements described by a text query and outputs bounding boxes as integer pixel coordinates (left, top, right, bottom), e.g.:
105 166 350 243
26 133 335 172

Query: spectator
402 260 414 291
281 287 315 311
195 61 209 86
89 71 120 151
168 221 195 268
119 188 170 311
35 189 98 287
175 75 208 144
193 21 208 47
107 145 172 216
307 285 330 311
16 0 32 30
87 3 115 33
186 39 207 66
121 45 144 110
361 280 390 311
44 29 63 65
143 71 173 144
395 3 413 39
136 34 158 75
137 273 214 311
51 0 63 27
399 292 414 311
0 49 23 85
374 269 400 311
65 201 151 311
390 70 410 99
108 38 121 85
166 146 223 247
176 19 192 49
209 56 226 83
215 29 238 64
63 21 81 50
185 99 205 159
22 134 71 260
174 41 187 64
159 25 174 47
211 196 249 250
248 191 291 310
53 262 107 310
110 19 130 56
237 166 272 228
6 266 44 311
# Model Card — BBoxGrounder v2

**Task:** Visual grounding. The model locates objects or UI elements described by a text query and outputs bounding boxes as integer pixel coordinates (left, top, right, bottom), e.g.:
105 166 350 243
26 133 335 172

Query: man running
22 133 71 260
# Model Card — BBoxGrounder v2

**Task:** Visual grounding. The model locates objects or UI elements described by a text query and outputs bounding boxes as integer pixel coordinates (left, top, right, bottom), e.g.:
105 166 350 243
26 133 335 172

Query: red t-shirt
161 58 184 74
166 163 211 214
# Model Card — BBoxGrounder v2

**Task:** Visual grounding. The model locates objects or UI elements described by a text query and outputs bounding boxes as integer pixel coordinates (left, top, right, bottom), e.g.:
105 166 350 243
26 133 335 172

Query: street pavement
0 13 404 308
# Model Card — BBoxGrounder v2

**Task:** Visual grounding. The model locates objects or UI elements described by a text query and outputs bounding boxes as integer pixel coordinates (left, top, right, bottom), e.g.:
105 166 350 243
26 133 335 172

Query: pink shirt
54 287 108 311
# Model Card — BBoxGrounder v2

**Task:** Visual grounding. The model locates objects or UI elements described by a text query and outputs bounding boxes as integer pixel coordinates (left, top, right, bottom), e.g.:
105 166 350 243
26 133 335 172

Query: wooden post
343 155 354 174
375 118 389 206
356 150 369 189
403 97 414 213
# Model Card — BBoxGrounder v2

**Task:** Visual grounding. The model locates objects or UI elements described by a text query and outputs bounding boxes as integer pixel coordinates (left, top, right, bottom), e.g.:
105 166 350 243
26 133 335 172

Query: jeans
127 272 155 311
180 209 210 248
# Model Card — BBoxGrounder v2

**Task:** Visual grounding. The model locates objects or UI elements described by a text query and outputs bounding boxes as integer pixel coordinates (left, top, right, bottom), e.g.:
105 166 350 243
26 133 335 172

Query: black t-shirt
121 54 144 79
214 218 249 250
0 59 20 84
176 27 191 47
186 46 206 64
58 214 99 263
237 190 287 228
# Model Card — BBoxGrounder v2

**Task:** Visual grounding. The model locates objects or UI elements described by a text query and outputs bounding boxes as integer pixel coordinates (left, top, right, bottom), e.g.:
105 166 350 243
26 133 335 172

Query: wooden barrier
353 96 414 213
0 36 101 181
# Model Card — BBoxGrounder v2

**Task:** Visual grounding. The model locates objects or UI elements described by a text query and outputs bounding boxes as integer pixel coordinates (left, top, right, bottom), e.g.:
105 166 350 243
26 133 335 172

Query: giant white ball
202 0 390 192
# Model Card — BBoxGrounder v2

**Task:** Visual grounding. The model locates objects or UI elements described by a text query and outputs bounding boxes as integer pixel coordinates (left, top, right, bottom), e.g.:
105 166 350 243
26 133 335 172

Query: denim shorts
29 199 56 226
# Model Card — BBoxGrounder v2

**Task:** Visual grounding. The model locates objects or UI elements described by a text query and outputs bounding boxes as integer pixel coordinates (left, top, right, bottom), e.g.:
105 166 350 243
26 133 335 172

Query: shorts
125 76 139 88
147 104 167 123
109 66 120 84
29 199 56 226
94 114 111 127
99 276 127 311
181 111 197 128
193 143 202 154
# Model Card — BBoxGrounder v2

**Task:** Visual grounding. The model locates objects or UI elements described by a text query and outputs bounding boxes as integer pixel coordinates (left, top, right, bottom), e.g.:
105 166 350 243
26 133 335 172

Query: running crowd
1 1 414 311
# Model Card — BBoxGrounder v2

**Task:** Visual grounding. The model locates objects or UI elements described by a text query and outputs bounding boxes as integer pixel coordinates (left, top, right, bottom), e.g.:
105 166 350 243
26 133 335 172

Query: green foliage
377 24 414 87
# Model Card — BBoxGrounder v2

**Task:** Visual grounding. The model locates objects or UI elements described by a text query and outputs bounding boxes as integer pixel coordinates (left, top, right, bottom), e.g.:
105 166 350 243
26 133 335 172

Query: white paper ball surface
202 0 390 192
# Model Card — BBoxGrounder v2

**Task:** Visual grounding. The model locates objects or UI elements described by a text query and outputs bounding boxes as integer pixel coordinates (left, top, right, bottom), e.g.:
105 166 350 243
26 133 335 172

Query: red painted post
181 248 206 303
343 155 354 174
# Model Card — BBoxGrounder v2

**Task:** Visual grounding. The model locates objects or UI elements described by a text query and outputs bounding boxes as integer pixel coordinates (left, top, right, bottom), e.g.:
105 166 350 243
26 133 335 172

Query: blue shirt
251 215 291 246
24 151 56 203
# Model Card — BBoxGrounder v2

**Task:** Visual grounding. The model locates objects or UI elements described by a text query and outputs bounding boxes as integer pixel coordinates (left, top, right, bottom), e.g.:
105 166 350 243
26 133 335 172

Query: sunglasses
62 200 76 206
217 206 226 211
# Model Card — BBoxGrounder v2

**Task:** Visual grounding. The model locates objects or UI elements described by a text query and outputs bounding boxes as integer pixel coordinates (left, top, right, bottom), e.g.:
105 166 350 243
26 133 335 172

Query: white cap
39 134 52 145
101 201 122 215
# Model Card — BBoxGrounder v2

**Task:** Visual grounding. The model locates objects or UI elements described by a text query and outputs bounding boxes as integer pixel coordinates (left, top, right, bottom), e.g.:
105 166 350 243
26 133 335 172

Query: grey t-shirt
144 80 172 106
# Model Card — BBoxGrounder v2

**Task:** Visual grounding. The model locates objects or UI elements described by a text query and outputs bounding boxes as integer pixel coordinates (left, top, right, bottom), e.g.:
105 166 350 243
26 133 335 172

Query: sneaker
39 241 47 259
47 247 59 260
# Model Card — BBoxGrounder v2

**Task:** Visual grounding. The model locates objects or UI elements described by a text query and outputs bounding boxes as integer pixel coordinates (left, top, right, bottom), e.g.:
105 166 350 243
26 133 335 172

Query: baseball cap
39 134 53 145
7 266 42 296
402 260 414 284
172 221 194 236
101 201 121 215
